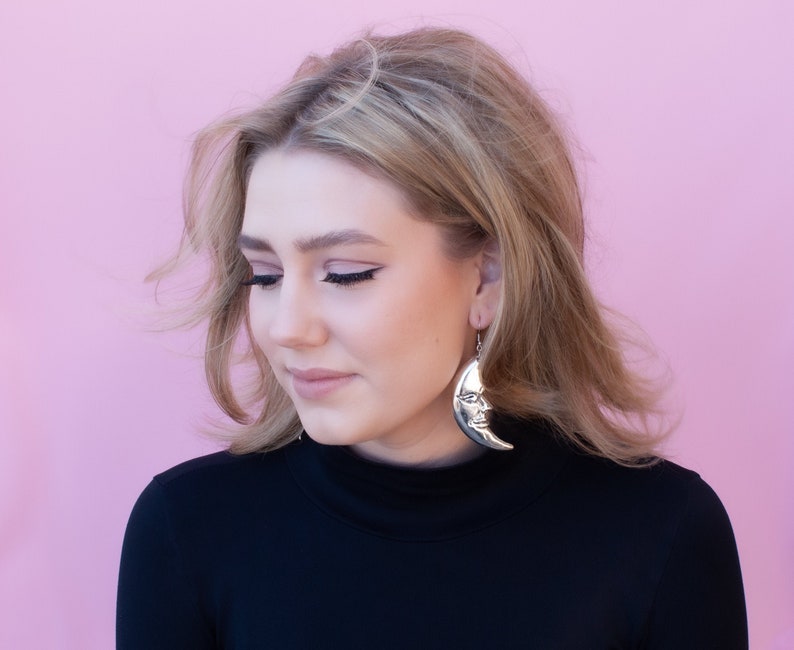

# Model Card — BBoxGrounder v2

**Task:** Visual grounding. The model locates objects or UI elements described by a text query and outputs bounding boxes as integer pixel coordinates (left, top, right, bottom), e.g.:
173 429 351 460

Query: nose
267 280 328 349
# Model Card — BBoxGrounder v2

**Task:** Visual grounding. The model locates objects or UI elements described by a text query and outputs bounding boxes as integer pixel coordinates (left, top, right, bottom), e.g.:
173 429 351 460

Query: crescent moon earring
453 331 514 451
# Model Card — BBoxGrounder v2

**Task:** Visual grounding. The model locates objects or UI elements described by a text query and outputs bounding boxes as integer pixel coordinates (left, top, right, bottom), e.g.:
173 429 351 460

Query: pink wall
2 1 791 647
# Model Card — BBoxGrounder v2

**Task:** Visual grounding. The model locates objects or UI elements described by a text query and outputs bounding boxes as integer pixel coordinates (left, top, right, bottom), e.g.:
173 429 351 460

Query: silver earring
453 331 513 451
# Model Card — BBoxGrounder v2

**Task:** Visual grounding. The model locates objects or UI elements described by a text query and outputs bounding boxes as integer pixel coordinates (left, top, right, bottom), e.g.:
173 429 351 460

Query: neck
350 431 485 468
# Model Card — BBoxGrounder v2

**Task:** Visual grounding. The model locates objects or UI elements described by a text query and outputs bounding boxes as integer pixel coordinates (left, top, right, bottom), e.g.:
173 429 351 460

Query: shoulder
581 459 749 645
544 441 738 559
127 446 296 535
153 448 277 485
500 418 728 531
562 444 720 514
551 443 746 643
151 446 290 496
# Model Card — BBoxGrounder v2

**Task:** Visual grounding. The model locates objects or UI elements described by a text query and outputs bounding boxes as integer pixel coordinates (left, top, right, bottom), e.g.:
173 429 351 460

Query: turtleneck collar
284 417 570 542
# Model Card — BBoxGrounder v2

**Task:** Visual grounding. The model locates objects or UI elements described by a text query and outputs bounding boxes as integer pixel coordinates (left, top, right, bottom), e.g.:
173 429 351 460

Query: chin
300 418 371 448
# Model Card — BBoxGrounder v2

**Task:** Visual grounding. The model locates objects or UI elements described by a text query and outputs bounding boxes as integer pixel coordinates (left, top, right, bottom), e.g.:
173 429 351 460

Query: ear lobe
470 238 502 329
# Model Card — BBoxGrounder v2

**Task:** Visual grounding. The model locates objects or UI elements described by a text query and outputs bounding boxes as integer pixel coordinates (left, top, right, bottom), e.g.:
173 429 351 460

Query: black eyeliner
241 274 281 287
323 267 383 286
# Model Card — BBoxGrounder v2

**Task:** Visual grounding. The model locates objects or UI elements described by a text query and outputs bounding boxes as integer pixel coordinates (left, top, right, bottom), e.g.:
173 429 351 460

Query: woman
117 27 747 648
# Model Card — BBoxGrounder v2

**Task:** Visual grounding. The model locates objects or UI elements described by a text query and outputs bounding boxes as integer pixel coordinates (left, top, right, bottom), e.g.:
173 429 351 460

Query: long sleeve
116 480 215 649
641 476 748 649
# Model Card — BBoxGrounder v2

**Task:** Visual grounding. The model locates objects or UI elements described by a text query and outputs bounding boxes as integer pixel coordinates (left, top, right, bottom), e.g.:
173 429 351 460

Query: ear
469 238 502 329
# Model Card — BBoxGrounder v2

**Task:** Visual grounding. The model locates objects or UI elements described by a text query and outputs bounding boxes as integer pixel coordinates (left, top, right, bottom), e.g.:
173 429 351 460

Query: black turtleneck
117 419 747 649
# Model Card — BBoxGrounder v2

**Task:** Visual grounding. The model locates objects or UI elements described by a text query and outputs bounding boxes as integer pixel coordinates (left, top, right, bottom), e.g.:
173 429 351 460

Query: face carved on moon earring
453 331 514 451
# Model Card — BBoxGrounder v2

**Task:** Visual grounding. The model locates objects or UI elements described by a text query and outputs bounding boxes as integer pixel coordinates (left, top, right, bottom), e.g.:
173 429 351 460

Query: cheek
247 298 272 351
368 285 467 374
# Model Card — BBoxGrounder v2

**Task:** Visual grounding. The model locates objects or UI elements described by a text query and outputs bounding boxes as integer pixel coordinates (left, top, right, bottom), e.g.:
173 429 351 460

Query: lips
287 367 355 400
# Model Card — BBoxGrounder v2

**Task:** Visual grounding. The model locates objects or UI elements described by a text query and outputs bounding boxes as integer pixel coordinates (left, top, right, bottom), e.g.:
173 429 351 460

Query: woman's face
240 150 496 466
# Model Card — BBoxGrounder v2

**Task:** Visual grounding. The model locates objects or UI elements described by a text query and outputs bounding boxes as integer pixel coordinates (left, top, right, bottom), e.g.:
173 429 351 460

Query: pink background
1 0 792 647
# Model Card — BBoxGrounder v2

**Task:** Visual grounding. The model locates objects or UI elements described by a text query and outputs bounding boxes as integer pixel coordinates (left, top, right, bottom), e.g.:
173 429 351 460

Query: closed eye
241 274 282 288
457 391 481 403
323 267 383 286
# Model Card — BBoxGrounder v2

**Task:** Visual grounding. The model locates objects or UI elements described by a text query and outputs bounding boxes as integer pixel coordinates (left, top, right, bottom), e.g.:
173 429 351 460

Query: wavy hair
153 27 670 463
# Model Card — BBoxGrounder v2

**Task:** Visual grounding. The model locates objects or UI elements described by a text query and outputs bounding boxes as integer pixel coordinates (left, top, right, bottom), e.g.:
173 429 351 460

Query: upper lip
287 367 353 381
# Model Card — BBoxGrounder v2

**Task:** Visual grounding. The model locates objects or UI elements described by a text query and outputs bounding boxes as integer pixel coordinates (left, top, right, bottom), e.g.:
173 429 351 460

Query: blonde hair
156 27 669 464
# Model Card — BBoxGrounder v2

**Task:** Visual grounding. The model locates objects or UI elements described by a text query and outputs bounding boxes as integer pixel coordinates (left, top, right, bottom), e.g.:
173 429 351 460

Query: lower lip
291 374 355 400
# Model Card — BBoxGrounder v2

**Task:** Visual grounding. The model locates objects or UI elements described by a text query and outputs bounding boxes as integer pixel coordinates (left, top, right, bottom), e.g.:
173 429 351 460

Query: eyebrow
237 229 386 253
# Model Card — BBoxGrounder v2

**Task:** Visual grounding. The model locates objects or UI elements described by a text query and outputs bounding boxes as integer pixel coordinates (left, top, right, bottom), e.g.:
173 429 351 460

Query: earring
453 331 513 451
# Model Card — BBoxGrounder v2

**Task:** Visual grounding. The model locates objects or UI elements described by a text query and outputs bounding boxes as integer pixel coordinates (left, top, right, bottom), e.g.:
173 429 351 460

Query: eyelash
241 267 382 289
241 274 281 288
323 269 381 286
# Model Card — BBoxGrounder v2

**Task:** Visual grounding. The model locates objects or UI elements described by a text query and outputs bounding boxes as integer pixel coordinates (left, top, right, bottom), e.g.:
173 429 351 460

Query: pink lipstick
288 368 355 400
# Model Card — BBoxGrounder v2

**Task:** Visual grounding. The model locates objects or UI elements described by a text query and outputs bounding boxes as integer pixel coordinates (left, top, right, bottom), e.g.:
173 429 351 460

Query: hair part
151 26 671 465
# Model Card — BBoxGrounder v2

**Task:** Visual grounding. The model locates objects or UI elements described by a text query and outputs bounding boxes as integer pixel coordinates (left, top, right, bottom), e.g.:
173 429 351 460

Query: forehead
244 150 408 220
241 149 435 248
